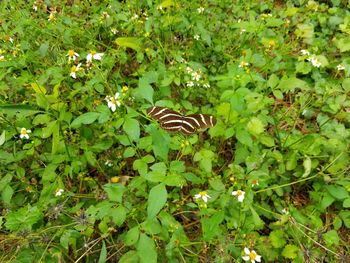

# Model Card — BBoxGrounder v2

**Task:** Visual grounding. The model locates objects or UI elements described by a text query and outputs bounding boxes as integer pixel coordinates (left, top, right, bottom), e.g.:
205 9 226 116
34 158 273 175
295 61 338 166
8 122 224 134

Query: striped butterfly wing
147 106 216 135
147 106 184 133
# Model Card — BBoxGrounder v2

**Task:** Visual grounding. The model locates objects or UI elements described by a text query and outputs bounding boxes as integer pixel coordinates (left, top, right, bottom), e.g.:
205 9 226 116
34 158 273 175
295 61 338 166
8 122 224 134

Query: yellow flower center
199 191 207 197
236 190 242 196
249 251 257 260
110 97 116 104
68 50 75 56
122 86 128 92
91 51 96 55
21 129 27 135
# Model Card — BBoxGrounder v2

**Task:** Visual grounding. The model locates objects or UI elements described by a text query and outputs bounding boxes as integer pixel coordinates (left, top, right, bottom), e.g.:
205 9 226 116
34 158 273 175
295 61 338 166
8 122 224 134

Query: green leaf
236 128 253 147
0 173 13 191
36 93 49 110
148 125 170 161
136 234 157 263
98 241 107 263
201 210 224 241
103 183 125 203
115 37 142 51
302 156 311 177
119 251 139 263
52 121 60 154
269 230 287 248
5 205 42 231
123 147 136 158
42 120 57 139
70 112 100 128
326 185 349 200
135 78 154 104
147 183 167 219
335 37 350 52
282 244 298 259
323 230 340 246
277 77 308 92
123 117 140 142
110 206 127 226
2 184 14 205
247 117 265 135
124 226 140 246
193 149 215 173
343 198 350 208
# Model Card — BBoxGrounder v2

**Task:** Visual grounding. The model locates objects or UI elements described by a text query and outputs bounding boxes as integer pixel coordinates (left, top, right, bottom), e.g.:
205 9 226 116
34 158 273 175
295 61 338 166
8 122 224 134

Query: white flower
101 11 110 19
300 49 310 56
106 92 121 112
48 11 56 21
86 51 104 62
70 63 82 79
0 55 5 62
336 64 345 71
19 128 31 139
242 248 262 263
239 61 249 68
131 14 139 20
104 160 113 167
232 190 245 202
55 189 64 197
238 18 242 23
111 27 118 35
194 191 211 203
240 28 246 34
194 34 200 40
33 4 38 11
197 7 204 14
282 208 289 215
66 49 79 62
191 70 202 81
203 83 210 88
307 55 321 68
186 81 194 87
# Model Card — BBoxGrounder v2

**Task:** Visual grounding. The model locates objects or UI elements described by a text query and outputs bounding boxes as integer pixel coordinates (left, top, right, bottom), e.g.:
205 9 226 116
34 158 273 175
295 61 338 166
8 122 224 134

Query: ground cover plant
0 0 350 262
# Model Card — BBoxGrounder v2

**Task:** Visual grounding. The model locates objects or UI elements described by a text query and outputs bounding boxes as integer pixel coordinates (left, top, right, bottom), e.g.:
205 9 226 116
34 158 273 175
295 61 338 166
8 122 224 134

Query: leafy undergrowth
0 0 350 262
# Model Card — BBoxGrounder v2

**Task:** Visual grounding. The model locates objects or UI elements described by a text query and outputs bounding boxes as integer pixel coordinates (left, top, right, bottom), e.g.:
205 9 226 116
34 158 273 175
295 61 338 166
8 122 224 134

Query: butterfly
147 106 216 135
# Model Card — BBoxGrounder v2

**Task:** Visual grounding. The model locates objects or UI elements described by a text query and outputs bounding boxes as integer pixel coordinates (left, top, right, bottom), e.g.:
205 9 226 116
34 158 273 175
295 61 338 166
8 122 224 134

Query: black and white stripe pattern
147 106 216 135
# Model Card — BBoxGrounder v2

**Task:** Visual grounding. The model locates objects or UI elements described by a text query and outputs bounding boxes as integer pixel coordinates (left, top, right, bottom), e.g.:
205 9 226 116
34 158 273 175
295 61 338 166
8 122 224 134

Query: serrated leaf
103 183 125 203
71 112 100 128
247 117 265 135
282 244 298 259
269 230 286 248
147 183 167 219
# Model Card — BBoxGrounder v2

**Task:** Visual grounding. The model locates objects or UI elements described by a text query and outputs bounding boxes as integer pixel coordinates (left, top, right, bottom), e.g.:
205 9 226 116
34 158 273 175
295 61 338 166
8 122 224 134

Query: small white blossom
308 55 321 68
0 55 5 61
282 208 289 215
131 14 139 20
33 4 38 11
186 66 193 73
197 7 204 14
194 34 200 40
239 61 249 68
186 81 194 87
238 19 242 23
86 51 104 63
242 248 262 263
101 11 110 19
232 190 245 202
66 50 79 62
191 70 202 81
240 28 246 34
194 191 211 203
300 49 310 56
70 63 82 79
55 189 64 197
104 160 113 167
203 83 210 88
111 27 118 35
19 128 31 139
336 64 345 71
106 92 121 112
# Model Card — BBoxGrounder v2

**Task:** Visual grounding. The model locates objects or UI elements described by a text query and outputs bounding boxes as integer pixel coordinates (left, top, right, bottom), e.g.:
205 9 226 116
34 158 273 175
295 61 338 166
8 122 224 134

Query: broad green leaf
123 147 136 158
136 234 157 263
31 83 47 94
115 37 142 51
202 210 224 241
2 185 13 205
103 183 125 203
70 112 100 128
147 183 167 219
323 230 340 246
0 173 13 191
236 128 253 147
36 93 49 110
42 120 57 138
269 230 286 248
110 206 127 226
98 241 107 263
247 117 265 135
119 251 139 263
5 205 42 231
123 117 140 142
282 244 298 259
277 77 308 92
326 185 349 200
334 37 350 52
343 198 350 208
124 226 140 246
0 105 40 117
148 125 170 161
194 149 215 173
135 78 154 104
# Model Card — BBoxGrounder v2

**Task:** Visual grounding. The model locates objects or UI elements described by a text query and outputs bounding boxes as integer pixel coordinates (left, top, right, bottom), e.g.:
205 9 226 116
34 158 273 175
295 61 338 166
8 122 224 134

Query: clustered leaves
0 0 350 262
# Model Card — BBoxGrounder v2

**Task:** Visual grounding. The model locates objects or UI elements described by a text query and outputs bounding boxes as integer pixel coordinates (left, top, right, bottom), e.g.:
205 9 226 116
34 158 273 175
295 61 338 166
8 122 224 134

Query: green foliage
0 0 350 262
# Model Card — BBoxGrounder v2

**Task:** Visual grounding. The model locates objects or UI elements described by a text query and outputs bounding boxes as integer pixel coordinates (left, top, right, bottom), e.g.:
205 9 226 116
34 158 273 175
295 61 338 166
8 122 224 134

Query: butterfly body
147 106 216 135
